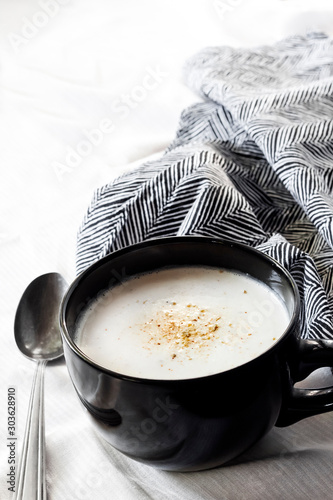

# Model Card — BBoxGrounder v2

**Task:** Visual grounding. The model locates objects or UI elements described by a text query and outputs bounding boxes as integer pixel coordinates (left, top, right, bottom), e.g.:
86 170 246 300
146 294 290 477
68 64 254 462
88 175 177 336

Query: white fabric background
1 1 333 499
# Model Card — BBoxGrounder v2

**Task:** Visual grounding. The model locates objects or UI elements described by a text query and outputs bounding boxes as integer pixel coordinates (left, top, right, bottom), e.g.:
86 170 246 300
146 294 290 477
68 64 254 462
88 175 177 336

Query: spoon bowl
15 273 66 361
14 272 67 500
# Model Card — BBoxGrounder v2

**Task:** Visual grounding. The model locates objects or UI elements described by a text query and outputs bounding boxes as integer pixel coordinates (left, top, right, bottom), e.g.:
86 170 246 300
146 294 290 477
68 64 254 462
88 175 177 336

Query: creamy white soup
75 267 290 380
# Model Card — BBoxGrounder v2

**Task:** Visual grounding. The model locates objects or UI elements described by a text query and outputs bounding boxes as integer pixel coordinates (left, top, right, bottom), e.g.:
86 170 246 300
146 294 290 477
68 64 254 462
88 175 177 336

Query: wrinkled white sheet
1 1 333 499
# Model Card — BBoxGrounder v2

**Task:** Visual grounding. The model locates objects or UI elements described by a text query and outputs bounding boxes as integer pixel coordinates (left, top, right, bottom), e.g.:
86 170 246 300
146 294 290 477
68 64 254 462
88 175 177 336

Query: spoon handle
15 361 47 500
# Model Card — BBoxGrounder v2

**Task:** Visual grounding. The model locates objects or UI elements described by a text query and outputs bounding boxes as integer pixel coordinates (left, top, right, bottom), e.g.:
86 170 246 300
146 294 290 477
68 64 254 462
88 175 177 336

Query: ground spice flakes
143 303 222 360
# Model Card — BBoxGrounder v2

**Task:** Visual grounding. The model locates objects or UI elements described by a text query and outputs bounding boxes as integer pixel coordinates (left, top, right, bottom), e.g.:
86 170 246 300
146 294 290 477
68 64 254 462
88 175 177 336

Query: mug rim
59 236 301 384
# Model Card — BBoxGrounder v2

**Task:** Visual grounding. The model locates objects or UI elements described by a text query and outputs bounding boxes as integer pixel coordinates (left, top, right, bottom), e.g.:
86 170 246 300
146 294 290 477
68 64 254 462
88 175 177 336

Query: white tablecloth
1 1 333 498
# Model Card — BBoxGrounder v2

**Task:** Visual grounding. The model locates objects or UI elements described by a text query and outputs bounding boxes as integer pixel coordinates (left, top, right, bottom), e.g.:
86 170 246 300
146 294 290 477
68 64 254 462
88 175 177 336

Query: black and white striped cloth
76 32 333 341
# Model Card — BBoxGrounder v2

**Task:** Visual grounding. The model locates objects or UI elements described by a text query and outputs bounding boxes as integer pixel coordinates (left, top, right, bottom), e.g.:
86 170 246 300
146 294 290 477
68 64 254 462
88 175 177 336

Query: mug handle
276 339 333 427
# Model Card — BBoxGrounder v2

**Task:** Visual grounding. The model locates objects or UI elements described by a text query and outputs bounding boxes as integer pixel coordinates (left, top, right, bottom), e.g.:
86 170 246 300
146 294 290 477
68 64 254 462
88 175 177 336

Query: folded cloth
76 32 333 341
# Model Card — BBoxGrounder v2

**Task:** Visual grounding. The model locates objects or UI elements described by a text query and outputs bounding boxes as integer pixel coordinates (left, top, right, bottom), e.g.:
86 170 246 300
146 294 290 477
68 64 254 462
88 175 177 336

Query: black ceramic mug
60 236 333 471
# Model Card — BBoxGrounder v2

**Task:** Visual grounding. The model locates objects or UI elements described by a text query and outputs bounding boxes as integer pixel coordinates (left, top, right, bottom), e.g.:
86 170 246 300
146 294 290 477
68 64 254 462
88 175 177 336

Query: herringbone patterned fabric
76 32 333 341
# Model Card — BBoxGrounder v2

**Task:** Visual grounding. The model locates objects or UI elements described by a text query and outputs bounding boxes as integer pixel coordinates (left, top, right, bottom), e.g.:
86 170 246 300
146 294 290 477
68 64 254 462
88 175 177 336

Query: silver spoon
14 273 68 500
